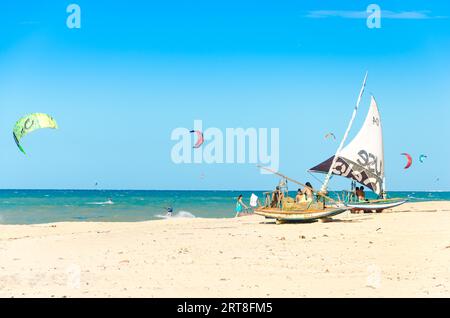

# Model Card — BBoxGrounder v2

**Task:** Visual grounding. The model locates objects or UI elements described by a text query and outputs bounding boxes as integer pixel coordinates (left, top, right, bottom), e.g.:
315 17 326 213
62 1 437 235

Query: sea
0 190 448 225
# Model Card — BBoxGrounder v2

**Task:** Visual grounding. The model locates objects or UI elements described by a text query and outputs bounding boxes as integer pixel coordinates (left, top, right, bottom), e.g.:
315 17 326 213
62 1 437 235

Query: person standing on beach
235 195 248 217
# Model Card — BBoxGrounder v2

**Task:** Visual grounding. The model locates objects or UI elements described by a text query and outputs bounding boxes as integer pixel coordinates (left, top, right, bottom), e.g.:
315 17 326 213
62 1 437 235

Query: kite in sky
13 113 58 155
419 154 428 163
190 130 204 148
401 153 413 169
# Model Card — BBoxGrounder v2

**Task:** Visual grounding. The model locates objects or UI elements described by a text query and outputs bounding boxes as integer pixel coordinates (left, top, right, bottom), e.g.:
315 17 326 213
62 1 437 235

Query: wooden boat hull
254 206 348 222
346 199 407 211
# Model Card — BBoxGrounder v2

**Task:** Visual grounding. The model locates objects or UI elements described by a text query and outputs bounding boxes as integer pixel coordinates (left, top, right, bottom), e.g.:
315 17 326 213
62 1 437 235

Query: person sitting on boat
235 194 248 217
295 183 314 203
295 188 303 203
349 181 358 202
354 187 360 197
270 186 284 208
302 182 314 201
357 186 366 201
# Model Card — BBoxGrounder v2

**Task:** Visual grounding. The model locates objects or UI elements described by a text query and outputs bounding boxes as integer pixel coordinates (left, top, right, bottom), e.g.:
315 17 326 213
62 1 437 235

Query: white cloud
304 10 445 20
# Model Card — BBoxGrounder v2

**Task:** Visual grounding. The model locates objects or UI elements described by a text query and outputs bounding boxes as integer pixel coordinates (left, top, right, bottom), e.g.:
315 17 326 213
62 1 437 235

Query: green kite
13 113 58 154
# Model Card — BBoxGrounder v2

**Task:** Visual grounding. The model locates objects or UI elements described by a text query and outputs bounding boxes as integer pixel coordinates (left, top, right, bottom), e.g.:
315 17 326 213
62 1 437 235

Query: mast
320 72 368 193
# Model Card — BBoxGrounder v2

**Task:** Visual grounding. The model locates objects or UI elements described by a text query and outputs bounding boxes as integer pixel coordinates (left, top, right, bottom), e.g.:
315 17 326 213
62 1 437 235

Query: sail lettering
373 116 380 126
330 157 381 194
356 150 382 177
341 162 353 177
332 162 345 175
364 177 381 194
351 170 363 183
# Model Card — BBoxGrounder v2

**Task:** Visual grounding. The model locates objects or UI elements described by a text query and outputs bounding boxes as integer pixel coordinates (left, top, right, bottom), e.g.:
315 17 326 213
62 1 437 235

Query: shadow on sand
259 217 370 225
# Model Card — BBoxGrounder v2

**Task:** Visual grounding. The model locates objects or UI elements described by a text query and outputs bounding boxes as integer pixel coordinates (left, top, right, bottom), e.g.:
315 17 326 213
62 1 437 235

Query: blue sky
0 0 449 191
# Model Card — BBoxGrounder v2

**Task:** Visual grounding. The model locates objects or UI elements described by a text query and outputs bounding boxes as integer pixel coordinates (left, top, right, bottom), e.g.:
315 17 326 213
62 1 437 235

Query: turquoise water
0 190 448 225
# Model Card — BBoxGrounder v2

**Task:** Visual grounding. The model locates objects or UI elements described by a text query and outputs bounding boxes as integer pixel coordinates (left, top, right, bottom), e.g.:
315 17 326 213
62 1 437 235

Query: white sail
310 96 385 195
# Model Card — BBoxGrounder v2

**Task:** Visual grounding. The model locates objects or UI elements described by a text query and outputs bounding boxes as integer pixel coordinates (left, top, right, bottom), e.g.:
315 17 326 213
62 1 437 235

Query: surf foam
155 211 196 219
87 200 114 205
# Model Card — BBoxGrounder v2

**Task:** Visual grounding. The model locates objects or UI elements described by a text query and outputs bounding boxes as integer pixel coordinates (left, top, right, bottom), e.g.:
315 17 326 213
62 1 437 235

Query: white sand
1 201 449 298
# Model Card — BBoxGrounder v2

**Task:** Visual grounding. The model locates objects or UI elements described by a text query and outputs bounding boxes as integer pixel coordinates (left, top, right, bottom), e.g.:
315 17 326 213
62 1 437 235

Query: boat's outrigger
341 182 407 212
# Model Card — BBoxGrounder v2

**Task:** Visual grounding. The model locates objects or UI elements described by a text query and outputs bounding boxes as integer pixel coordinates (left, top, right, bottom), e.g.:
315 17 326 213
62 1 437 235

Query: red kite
190 130 204 148
401 153 412 169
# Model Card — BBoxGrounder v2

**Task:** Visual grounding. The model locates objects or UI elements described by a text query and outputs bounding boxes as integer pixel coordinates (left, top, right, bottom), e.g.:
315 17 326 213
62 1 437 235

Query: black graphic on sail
310 97 384 195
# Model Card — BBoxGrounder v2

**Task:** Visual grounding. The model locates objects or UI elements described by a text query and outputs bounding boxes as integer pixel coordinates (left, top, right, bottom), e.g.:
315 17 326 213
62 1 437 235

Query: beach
1 201 449 298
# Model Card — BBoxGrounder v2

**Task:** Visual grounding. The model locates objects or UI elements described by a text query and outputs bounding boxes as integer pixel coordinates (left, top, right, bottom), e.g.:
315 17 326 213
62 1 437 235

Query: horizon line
0 188 447 192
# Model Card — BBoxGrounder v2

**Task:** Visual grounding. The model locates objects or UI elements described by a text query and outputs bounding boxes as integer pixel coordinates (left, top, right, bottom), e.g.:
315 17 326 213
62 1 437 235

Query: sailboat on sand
254 73 406 222
309 75 407 212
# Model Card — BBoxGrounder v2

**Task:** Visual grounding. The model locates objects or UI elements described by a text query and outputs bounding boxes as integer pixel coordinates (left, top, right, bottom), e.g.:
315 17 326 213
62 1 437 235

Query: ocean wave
86 200 114 205
155 210 196 219
72 216 88 220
